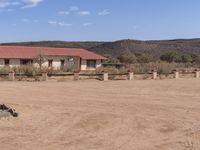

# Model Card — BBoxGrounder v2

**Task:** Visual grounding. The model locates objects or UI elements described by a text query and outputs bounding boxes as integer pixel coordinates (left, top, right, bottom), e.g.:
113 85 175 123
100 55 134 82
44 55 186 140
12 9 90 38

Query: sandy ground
0 79 200 150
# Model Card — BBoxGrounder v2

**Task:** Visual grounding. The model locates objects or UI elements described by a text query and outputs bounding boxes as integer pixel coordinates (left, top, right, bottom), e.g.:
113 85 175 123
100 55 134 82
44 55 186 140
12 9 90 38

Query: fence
0 70 199 81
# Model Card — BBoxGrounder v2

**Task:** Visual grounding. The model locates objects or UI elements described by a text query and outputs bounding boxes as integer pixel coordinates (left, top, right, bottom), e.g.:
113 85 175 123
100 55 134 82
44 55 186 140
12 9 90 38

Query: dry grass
131 62 200 74
0 79 200 150
0 66 62 76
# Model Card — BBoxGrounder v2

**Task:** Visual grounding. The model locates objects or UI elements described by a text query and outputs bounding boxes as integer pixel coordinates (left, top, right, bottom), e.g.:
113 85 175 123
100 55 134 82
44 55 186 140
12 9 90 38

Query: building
0 46 106 71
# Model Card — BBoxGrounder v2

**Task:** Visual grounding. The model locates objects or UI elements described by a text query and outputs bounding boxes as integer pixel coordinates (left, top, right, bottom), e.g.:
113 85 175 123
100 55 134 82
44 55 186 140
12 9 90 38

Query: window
20 59 33 65
4 59 10 66
60 60 65 68
48 60 53 67
86 60 96 68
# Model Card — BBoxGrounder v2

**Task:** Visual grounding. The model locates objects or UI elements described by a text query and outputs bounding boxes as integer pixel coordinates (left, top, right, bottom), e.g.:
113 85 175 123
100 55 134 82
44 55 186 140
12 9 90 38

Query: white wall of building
80 59 102 71
0 57 103 71
39 56 81 71
0 59 4 67
81 59 87 70
10 59 20 67
0 59 20 67
96 60 102 68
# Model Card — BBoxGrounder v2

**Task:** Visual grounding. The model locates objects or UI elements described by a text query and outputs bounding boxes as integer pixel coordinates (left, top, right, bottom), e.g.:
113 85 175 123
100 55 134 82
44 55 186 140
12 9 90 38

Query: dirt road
0 79 200 150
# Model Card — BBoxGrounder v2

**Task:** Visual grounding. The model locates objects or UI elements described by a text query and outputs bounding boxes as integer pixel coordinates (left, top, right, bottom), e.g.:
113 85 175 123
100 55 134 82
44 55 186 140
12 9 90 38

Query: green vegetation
2 39 200 61
97 62 199 75
2 39 200 75
0 65 62 76
160 52 200 64
118 53 137 64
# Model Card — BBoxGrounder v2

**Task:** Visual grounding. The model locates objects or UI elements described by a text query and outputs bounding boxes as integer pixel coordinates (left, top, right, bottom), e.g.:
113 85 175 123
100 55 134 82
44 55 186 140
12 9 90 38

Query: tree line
105 52 200 64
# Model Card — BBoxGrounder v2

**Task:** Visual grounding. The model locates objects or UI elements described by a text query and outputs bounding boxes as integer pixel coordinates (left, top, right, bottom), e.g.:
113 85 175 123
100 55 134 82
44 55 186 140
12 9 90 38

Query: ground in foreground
0 79 200 150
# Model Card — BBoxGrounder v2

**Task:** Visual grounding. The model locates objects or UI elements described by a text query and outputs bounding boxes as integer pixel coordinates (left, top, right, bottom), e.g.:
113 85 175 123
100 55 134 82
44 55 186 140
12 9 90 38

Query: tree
195 56 200 64
181 54 192 63
33 54 46 69
137 54 153 63
118 53 137 64
104 54 120 63
160 52 180 63
191 54 200 64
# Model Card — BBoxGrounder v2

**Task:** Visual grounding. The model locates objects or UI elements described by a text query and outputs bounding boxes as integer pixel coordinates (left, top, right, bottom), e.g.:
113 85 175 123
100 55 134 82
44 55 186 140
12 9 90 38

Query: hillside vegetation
2 39 200 63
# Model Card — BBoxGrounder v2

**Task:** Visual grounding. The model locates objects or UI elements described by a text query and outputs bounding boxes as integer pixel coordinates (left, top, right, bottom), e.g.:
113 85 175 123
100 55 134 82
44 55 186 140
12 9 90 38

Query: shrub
181 54 192 63
130 62 196 74
137 54 153 63
0 66 62 76
157 62 176 74
160 52 180 63
131 63 151 74
96 67 119 74
12 65 39 76
41 67 62 74
118 53 137 64
104 54 120 63
191 54 200 64
0 67 11 74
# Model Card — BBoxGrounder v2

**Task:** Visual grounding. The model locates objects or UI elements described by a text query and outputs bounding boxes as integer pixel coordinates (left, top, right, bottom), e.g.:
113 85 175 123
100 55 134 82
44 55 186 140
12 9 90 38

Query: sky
0 0 200 42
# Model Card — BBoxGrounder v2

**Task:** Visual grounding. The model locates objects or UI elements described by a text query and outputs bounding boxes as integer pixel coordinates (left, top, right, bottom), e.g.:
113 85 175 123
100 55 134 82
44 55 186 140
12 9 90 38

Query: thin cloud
22 19 39 23
70 6 79 11
22 0 43 8
58 11 70 15
98 9 111 16
0 0 43 9
48 21 72 27
22 18 29 22
58 22 72 27
78 11 90 16
83 22 93 26
48 21 57 25
7 8 15 11
0 1 20 8
57 6 79 16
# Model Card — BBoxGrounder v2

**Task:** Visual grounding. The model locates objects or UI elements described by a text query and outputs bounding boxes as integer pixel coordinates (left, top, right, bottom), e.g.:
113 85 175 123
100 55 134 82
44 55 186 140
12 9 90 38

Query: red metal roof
0 46 107 60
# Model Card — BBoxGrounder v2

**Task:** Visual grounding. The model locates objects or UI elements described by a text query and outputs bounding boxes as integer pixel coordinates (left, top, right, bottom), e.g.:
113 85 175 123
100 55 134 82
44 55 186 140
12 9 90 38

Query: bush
191 54 200 64
0 65 62 76
137 54 153 63
12 65 39 76
104 54 120 63
181 54 192 63
160 52 180 63
131 63 152 74
0 67 11 74
130 62 197 74
157 62 176 74
96 67 119 74
118 53 137 64
160 52 198 64
41 67 62 74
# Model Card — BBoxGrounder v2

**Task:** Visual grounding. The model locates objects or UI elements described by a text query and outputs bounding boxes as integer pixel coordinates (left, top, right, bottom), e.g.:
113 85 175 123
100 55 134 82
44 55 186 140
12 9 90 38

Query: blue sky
0 0 200 42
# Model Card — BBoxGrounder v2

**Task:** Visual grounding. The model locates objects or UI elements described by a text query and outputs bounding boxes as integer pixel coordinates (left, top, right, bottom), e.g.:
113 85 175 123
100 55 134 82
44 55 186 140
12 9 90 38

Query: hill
0 41 104 50
1 39 200 59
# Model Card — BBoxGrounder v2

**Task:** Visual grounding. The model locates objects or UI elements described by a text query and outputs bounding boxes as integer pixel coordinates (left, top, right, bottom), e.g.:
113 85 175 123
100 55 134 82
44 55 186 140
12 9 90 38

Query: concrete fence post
174 70 179 79
9 71 15 81
103 73 108 81
128 72 134 80
74 73 79 81
42 72 48 81
152 70 158 80
195 70 200 78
